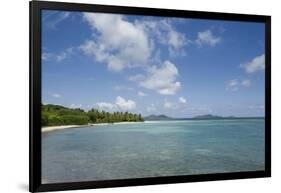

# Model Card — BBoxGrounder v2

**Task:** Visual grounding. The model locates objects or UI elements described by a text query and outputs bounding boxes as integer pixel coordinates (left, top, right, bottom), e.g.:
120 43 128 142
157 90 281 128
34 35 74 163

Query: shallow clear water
42 119 265 183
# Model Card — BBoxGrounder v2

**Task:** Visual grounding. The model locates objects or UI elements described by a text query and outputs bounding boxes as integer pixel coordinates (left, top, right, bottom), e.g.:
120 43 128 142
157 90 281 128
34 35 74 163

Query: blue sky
41 10 265 118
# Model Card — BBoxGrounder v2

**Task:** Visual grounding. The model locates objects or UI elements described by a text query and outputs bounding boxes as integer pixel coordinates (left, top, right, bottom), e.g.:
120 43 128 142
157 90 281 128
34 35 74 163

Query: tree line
42 104 144 126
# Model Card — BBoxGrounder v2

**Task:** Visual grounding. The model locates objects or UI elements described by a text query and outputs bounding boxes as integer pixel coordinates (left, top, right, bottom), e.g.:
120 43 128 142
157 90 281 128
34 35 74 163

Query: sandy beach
42 125 86 133
42 122 144 132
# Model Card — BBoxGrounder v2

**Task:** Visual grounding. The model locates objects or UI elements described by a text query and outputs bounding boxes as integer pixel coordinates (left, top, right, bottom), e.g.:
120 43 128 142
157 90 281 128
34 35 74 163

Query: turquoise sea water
42 119 265 183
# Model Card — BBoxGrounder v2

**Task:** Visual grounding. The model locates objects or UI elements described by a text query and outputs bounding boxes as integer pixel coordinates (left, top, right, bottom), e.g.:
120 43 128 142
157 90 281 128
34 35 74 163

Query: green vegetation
42 104 144 127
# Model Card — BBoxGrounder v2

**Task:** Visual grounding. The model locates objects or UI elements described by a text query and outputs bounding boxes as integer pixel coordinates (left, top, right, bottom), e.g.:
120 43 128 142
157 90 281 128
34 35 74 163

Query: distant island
144 114 224 121
144 114 174 121
42 104 144 127
192 114 234 120
144 114 264 121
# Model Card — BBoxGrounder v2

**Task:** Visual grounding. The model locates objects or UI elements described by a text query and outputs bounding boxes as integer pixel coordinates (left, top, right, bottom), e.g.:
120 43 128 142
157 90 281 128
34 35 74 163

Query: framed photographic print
30 1 271 192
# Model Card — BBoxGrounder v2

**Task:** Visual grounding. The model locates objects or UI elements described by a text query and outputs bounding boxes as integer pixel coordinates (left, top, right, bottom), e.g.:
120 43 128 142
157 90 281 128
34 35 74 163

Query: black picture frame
30 1 271 192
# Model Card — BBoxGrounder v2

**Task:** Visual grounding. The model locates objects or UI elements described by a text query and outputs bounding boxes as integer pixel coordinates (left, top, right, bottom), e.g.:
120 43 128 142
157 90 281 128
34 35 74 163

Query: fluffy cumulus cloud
80 13 151 72
138 61 181 95
115 96 136 111
96 96 136 112
166 28 188 56
80 13 188 96
196 30 221 47
179 96 187 104
138 19 188 56
168 30 186 51
96 102 114 110
241 54 265 73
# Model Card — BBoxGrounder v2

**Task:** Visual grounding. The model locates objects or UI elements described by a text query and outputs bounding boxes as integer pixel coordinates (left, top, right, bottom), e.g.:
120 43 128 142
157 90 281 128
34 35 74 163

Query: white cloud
139 19 188 56
228 79 239 87
226 79 252 91
241 54 265 73
81 13 151 72
96 96 136 112
44 12 70 29
115 96 136 111
196 30 221 47
168 29 186 50
80 13 188 75
164 100 173 109
96 102 114 110
42 47 74 62
128 74 145 82
137 91 147 97
42 52 52 61
80 13 184 96
179 97 187 104
241 79 251 87
157 20 187 56
51 93 61 98
226 79 239 91
162 97 187 111
56 52 67 62
56 48 73 62
138 61 181 95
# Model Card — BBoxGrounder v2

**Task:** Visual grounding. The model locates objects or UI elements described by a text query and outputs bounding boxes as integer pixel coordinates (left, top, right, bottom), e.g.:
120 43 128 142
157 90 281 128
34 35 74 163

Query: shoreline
41 118 264 133
42 121 144 133
42 125 85 133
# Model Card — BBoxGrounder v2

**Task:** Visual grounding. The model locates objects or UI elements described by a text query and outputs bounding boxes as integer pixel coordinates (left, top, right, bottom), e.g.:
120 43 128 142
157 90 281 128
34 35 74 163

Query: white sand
42 122 144 132
113 122 143 125
42 125 85 132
